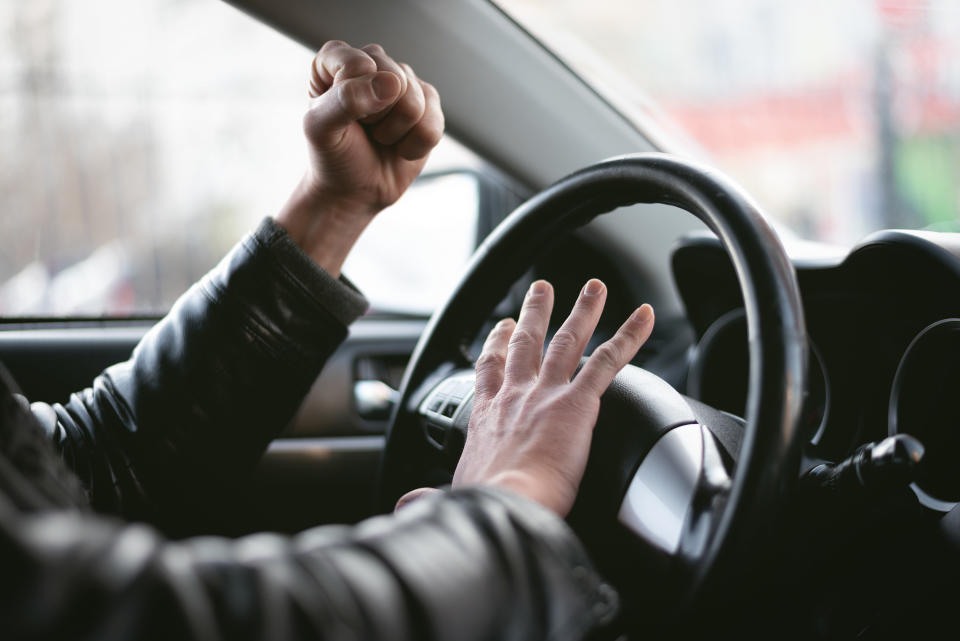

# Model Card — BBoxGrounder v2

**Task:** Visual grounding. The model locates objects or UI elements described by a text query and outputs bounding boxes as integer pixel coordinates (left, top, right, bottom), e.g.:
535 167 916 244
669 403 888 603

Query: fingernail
528 280 548 297
584 279 604 296
633 304 654 323
371 72 399 100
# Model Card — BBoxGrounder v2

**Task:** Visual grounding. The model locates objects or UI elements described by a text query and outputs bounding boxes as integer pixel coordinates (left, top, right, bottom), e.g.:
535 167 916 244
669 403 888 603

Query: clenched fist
276 41 444 276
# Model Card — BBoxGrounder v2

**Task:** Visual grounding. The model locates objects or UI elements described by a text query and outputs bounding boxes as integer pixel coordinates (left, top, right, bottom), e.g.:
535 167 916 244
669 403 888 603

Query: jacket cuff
253 217 369 326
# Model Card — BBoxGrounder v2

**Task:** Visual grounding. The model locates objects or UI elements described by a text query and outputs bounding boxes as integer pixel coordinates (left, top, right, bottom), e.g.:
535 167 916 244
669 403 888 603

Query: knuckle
476 351 506 373
320 45 376 79
425 120 445 145
497 387 524 407
592 342 623 370
508 328 538 349
342 58 375 78
395 91 426 121
320 40 348 53
550 328 580 352
409 123 443 150
557 389 593 413
361 43 385 55
421 84 440 108
397 117 444 159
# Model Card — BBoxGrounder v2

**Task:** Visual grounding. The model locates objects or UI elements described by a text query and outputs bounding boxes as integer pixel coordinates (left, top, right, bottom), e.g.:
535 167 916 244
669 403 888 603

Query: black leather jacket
0 219 617 641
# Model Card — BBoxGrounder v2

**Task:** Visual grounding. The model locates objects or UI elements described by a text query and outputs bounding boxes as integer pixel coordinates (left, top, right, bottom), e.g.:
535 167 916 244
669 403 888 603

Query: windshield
495 0 960 245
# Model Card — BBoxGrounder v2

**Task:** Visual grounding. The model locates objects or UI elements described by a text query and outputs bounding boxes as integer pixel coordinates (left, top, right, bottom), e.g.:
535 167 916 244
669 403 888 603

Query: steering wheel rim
379 152 807 608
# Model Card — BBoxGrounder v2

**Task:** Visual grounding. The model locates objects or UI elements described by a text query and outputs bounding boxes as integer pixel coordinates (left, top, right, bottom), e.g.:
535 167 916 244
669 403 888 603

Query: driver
0 42 654 640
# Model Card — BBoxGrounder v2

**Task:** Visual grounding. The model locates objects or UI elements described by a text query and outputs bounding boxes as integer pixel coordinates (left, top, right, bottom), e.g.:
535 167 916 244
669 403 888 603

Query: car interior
1 0 959 638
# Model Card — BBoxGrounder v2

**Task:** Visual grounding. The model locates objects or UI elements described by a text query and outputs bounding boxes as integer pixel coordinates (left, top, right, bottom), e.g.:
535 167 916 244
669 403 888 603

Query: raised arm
31 42 442 527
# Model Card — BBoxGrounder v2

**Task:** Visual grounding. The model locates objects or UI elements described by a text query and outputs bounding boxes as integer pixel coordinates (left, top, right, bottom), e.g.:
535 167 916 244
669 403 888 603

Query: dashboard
673 229 960 513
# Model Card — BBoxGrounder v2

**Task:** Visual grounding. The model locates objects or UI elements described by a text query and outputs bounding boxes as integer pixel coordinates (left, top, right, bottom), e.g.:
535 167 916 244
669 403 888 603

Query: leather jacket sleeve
30 218 369 529
0 485 617 641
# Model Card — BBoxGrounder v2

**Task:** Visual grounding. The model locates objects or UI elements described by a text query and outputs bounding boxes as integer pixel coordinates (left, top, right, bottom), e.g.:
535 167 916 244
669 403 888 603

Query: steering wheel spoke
417 370 475 456
618 423 732 557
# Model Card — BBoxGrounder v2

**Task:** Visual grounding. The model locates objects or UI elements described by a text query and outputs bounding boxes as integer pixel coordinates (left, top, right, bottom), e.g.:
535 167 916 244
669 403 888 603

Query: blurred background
0 0 480 318
498 0 960 242
1 0 958 317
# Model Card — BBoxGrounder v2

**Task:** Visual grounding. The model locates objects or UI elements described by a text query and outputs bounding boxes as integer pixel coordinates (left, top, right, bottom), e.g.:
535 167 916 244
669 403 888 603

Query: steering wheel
378 153 807 631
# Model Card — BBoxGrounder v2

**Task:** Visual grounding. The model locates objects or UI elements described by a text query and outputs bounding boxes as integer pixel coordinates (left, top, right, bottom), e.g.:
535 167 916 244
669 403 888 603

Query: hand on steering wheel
381 154 807 626
454 279 654 516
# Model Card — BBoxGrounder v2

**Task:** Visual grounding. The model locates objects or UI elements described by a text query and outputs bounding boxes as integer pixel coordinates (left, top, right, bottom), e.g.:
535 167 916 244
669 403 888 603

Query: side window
0 0 493 319
345 171 480 315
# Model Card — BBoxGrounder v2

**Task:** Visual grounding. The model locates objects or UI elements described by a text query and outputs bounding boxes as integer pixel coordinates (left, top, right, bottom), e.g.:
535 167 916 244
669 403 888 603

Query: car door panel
0 326 147 405
0 317 425 528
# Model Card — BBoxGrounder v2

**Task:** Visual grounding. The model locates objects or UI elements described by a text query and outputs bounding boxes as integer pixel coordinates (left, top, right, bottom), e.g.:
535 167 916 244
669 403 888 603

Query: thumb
306 71 403 146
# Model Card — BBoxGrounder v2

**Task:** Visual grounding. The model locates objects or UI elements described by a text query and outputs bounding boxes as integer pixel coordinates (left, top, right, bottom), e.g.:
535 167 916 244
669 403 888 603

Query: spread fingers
504 281 554 383
574 305 655 396
541 279 607 384
474 318 516 403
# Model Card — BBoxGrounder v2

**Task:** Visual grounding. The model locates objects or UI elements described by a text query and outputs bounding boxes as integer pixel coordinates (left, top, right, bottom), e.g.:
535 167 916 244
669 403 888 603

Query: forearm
40 219 367 527
0 487 616 641
350 487 618 640
274 173 377 278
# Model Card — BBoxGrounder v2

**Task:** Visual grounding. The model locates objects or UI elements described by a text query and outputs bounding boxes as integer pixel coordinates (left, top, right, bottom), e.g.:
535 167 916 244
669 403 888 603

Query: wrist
275 174 376 277
484 470 570 517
